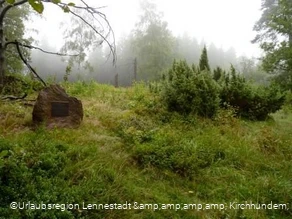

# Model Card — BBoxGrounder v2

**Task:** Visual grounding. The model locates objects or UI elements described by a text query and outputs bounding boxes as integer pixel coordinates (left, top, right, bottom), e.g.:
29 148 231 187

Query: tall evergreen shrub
219 66 285 120
161 60 219 117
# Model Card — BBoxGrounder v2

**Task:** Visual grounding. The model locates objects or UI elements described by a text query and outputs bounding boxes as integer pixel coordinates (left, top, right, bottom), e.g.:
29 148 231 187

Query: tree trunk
0 5 6 89
0 0 29 89
288 33 292 69
289 33 292 90
0 17 4 88
289 33 292 46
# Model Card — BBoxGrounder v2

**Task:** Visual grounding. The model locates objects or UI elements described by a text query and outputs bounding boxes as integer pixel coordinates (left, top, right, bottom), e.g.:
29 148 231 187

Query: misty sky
30 0 263 58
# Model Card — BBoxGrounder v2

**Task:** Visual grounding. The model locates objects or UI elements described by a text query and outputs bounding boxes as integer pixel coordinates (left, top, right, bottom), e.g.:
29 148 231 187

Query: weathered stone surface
32 84 83 128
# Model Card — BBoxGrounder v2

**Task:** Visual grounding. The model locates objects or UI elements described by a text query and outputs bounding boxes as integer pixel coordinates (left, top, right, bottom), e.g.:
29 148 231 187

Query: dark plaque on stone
51 101 69 117
33 84 83 128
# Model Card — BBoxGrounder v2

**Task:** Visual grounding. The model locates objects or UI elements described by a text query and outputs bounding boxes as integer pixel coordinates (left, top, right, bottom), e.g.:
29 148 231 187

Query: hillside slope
0 82 291 219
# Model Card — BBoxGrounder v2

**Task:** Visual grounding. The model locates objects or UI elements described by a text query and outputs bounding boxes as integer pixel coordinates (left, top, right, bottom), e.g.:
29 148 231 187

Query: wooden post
133 57 137 83
114 66 118 88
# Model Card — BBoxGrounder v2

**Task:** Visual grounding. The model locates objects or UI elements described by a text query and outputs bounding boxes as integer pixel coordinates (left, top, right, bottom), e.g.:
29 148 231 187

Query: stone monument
32 84 83 128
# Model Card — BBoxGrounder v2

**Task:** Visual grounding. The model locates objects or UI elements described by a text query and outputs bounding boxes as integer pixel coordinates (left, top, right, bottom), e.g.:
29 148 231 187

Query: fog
100 0 262 57
26 0 264 86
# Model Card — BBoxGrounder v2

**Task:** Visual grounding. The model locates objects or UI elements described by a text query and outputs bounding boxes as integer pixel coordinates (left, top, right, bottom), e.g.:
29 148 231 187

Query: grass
0 81 291 218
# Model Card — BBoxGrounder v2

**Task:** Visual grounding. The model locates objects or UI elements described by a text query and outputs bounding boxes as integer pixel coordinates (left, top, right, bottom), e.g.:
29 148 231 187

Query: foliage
4 4 32 74
199 45 211 72
272 69 292 91
282 90 292 113
213 66 224 81
0 134 76 218
131 0 175 81
252 0 292 89
1 0 81 76
0 74 43 96
0 74 28 96
214 104 238 126
1 0 116 93
161 60 220 117
0 82 292 218
61 10 98 72
219 66 285 120
6 0 76 14
116 83 291 218
0 127 129 218
132 131 224 178
238 56 269 84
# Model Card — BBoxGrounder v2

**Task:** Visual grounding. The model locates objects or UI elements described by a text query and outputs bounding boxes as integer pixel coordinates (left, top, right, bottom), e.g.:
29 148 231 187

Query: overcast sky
30 0 263 58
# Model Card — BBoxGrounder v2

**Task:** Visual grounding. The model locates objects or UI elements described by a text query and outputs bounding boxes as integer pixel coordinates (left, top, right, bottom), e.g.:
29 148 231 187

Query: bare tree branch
1 93 27 100
5 41 79 56
69 10 116 64
2 0 116 64
80 0 89 8
12 40 47 87
52 1 108 13
0 0 28 23
42 0 117 65
0 1 6 7
1 0 116 63
0 0 116 92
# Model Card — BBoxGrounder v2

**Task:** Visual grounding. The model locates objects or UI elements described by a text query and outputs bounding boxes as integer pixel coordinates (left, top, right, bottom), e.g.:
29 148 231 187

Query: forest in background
29 1 267 87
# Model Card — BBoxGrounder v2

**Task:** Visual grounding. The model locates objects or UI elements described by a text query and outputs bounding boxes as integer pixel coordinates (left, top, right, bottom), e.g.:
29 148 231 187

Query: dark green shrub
213 66 224 81
199 45 211 72
282 90 292 113
161 60 220 118
219 66 285 120
0 74 44 96
0 74 29 96
0 135 77 218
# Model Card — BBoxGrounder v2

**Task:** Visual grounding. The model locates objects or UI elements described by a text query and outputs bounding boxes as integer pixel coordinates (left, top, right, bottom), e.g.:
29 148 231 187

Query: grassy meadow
0 81 291 218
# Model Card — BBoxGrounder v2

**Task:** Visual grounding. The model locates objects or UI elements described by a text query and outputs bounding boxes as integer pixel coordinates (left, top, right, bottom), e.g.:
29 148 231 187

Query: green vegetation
1 1 292 218
0 81 291 218
4 4 32 75
159 55 284 121
1 0 113 91
219 66 285 120
161 60 219 117
131 0 175 81
253 0 292 90
199 46 211 72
